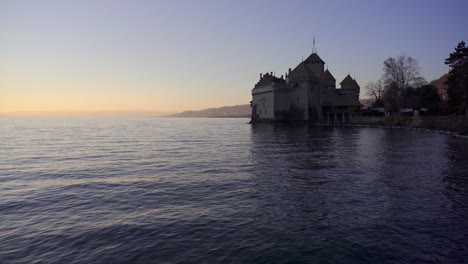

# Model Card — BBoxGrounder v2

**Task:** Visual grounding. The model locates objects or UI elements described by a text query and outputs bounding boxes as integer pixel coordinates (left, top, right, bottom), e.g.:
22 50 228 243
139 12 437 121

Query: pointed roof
288 62 318 81
304 53 324 64
340 74 358 85
322 69 335 81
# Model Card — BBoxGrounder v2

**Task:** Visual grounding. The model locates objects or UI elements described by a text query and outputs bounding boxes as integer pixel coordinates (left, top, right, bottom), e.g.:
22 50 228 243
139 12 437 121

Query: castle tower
303 52 325 76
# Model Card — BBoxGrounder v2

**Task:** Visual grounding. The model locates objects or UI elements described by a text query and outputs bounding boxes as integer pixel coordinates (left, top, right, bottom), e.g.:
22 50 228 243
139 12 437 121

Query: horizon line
0 110 177 117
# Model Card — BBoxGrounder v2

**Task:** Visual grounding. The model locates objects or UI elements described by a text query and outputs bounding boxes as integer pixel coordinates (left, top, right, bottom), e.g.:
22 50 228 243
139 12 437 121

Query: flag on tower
313 36 316 53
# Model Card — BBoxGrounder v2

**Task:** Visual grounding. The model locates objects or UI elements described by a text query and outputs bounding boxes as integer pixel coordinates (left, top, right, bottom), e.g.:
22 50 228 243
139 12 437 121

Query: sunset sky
2 0 467 115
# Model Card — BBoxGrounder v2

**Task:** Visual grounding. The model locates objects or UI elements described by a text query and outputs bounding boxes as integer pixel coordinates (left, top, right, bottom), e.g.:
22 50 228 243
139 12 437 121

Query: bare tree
365 79 384 102
382 55 426 111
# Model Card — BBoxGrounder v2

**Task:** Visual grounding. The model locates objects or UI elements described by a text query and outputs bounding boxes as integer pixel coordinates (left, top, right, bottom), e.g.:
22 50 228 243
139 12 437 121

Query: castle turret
340 74 360 98
340 75 359 90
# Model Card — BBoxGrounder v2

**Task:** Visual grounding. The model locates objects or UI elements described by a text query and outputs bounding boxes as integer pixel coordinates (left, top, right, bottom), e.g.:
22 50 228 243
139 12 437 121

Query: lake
1 117 467 263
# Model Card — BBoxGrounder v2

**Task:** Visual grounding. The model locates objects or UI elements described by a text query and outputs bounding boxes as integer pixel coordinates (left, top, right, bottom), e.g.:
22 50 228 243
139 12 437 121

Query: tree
418 84 442 115
382 81 399 114
418 85 441 108
445 41 468 116
365 79 384 107
402 84 442 115
382 55 426 112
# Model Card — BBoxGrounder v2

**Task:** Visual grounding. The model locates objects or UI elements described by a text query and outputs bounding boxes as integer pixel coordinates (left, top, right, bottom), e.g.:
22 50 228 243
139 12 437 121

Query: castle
250 51 361 123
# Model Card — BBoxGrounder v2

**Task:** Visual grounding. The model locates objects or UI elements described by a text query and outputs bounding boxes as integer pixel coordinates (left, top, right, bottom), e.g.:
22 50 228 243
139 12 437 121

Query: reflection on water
249 124 468 263
0 118 467 263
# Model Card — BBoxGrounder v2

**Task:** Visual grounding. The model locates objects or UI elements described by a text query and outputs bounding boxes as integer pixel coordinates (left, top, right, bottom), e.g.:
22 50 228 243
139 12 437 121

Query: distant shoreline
167 104 251 118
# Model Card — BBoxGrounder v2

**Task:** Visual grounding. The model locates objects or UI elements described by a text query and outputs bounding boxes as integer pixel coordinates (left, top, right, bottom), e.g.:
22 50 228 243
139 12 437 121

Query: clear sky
2 0 467 114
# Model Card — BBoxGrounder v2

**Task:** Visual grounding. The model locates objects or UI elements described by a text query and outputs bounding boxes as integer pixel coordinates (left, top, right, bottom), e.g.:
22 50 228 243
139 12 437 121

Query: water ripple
0 118 467 263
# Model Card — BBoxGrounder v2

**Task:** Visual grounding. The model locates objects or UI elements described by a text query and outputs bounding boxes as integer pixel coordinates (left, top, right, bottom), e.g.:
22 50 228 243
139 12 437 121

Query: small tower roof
340 74 358 85
304 53 325 64
322 69 335 81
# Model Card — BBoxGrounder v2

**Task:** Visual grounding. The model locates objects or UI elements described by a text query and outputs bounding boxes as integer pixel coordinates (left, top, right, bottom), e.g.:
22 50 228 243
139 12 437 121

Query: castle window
297 97 299 101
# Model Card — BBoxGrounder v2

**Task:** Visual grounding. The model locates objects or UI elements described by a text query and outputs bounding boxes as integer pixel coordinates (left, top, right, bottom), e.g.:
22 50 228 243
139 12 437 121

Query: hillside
430 73 449 101
169 104 251 118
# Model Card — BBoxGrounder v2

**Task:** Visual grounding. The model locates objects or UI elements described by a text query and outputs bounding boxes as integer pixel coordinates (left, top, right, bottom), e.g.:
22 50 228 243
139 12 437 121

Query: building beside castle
250 52 361 123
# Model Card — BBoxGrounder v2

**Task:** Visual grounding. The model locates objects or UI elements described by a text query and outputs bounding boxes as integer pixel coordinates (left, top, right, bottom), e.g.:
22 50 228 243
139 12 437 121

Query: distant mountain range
169 104 251 118
171 100 377 118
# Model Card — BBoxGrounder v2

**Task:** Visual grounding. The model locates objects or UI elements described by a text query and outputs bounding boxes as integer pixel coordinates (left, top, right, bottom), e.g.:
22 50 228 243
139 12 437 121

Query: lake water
1 117 467 263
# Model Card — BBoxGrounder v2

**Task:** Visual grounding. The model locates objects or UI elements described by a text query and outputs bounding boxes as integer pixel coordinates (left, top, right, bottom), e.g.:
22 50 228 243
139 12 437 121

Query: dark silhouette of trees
445 41 468 116
365 80 384 107
405 84 442 115
382 81 399 114
419 85 442 111
382 55 426 112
